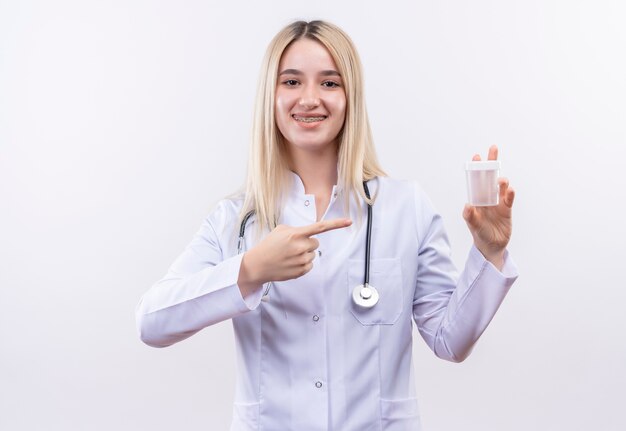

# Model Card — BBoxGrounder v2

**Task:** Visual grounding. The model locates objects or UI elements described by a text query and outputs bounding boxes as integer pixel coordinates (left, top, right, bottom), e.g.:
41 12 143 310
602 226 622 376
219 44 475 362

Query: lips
292 114 327 123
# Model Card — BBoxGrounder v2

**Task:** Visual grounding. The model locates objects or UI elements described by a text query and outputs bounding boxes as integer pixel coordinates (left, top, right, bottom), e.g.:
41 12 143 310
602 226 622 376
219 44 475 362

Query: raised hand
237 218 352 295
462 145 515 270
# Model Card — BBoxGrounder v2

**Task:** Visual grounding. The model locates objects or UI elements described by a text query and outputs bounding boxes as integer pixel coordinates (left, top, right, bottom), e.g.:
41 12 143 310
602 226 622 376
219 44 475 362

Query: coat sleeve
411 183 518 362
135 201 264 348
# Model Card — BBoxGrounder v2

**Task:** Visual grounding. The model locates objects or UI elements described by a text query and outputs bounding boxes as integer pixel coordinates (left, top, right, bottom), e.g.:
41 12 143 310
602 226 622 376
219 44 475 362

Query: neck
287 144 338 195
287 143 338 221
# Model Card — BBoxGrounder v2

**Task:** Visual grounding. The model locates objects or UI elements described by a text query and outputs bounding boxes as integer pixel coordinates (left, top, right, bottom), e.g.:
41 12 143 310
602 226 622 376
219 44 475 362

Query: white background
1 1 625 430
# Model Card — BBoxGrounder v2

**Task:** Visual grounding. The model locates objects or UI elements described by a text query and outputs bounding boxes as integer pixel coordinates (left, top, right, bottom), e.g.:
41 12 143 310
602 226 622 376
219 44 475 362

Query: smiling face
275 38 347 156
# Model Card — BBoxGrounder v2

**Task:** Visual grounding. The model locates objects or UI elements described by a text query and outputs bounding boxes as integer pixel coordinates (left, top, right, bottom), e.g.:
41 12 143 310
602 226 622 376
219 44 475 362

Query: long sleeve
135 201 263 348
411 184 518 362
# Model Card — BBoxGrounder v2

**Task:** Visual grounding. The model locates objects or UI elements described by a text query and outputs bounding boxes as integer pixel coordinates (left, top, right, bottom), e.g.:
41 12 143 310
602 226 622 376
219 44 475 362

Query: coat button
312 315 320 322
315 381 323 388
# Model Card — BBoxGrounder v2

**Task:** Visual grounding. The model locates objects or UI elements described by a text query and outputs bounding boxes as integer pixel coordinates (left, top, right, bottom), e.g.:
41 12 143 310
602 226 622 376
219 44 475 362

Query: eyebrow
278 68 341 77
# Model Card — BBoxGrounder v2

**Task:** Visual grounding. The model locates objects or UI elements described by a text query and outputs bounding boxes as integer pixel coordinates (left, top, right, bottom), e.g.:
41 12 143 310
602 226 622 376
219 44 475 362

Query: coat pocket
347 257 403 325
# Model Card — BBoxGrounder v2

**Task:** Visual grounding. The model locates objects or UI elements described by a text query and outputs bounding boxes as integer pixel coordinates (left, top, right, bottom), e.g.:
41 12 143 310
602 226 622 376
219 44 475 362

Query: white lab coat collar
287 169 342 199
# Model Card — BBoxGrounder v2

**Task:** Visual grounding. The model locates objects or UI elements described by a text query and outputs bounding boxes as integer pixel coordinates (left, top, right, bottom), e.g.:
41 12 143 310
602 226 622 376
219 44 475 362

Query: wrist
238 251 265 295
475 244 505 271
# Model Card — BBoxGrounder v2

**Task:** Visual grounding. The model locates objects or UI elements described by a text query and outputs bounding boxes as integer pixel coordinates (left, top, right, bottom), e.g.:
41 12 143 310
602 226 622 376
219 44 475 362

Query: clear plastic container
465 160 500 206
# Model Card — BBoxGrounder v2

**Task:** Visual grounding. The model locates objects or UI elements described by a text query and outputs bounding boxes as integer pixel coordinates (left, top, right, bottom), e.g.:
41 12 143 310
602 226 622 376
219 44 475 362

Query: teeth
293 115 326 123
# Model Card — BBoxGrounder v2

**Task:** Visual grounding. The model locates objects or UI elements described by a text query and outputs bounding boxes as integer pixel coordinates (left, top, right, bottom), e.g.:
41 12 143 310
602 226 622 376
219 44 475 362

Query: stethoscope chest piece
352 284 379 308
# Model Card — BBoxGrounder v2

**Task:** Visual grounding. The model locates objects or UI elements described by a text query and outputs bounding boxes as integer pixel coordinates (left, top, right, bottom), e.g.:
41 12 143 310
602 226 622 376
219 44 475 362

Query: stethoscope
238 181 379 309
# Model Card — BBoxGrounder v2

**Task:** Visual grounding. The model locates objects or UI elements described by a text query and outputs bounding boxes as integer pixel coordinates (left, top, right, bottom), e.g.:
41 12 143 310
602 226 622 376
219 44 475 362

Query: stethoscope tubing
363 181 372 287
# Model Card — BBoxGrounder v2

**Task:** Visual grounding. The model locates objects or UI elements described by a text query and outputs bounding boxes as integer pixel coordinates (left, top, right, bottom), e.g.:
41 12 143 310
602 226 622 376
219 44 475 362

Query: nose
298 84 320 109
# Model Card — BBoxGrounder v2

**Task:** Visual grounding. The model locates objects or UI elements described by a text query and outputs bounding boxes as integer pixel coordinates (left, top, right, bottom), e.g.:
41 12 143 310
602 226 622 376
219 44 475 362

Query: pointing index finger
297 218 352 237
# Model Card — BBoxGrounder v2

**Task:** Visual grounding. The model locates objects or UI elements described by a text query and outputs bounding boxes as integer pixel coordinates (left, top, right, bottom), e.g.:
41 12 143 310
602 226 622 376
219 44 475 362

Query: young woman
136 20 518 431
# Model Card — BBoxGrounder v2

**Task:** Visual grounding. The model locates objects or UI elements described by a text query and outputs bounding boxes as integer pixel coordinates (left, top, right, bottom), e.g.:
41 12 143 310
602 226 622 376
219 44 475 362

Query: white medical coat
136 173 518 431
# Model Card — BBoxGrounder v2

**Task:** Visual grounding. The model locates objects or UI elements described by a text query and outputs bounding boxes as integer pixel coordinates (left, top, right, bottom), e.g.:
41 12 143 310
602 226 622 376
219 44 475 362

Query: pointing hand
238 218 352 295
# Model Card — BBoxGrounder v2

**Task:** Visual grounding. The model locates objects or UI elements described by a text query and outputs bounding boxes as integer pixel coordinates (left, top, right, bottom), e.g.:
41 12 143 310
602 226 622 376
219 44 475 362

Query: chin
287 139 337 153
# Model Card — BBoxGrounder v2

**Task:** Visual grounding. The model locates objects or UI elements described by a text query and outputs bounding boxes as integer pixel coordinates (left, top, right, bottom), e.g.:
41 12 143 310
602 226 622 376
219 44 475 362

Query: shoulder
203 194 246 235
374 175 439 228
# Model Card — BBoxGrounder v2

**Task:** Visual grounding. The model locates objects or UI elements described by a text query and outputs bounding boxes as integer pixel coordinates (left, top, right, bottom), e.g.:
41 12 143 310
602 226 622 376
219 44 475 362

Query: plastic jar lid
465 160 501 171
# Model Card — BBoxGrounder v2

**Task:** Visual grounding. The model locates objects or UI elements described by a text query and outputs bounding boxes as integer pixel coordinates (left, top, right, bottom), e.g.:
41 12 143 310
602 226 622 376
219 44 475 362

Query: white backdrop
1 1 625 430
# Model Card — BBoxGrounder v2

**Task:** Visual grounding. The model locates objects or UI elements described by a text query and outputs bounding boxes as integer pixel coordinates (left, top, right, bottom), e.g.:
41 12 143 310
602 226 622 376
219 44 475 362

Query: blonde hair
241 20 386 232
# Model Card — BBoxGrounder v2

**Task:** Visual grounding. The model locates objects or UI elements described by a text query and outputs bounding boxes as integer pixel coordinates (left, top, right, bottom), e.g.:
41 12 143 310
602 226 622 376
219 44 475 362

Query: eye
322 81 340 88
282 79 299 86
